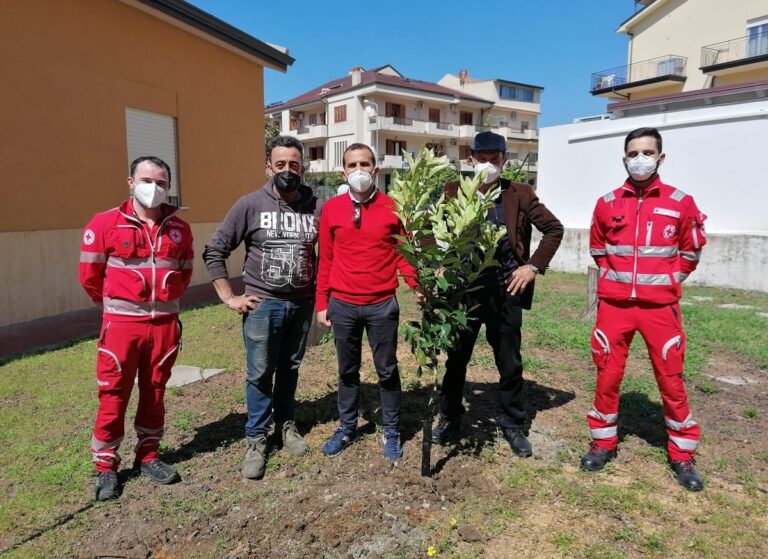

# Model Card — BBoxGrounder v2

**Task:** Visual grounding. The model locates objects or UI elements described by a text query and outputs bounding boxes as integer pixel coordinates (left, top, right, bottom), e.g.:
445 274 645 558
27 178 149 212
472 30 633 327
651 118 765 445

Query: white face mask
347 170 374 193
625 154 659 181
473 162 500 184
133 181 168 209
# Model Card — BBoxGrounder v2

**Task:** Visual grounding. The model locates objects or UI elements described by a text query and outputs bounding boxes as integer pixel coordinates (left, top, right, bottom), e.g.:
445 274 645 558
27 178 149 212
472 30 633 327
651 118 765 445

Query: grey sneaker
281 421 308 456
94 471 119 501
242 435 267 479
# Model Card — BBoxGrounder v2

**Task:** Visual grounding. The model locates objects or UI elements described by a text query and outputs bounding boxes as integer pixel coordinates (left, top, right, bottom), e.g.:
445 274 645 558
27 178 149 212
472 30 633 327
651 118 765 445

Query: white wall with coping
536 99 768 292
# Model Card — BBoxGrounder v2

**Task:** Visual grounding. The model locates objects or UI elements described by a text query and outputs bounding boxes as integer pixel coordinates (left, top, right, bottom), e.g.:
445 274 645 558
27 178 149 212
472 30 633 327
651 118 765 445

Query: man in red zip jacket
79 156 193 500
316 143 425 460
581 127 707 491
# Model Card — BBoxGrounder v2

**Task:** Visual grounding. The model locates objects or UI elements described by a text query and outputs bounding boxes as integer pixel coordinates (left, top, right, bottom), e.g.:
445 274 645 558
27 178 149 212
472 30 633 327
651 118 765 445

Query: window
319 112 326 125
334 141 347 168
385 102 405 118
459 145 471 160
521 121 529 132
309 113 317 126
498 84 534 102
506 151 518 161
309 146 325 161
334 105 347 123
428 108 440 123
385 139 407 156
510 111 517 120
747 18 768 57
125 107 180 205
289 118 299 131
459 111 473 125
528 152 538 164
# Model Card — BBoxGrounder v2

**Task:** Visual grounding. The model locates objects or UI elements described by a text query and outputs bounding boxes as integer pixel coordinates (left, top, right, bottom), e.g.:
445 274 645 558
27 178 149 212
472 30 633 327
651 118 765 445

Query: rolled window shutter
126 108 179 201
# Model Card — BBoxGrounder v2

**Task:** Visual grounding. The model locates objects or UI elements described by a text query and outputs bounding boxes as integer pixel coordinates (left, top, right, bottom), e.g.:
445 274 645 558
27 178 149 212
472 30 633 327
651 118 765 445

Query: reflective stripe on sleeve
603 192 616 203
680 250 700 262
590 248 608 256
80 252 107 263
674 272 689 282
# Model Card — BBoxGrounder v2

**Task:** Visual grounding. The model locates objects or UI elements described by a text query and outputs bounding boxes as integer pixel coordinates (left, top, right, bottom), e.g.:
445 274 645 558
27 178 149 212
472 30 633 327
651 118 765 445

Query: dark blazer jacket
444 178 564 309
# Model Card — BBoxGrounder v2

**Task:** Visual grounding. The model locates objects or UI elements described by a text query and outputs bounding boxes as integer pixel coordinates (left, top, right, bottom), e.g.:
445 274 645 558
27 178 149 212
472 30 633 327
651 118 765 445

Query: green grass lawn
1 272 767 558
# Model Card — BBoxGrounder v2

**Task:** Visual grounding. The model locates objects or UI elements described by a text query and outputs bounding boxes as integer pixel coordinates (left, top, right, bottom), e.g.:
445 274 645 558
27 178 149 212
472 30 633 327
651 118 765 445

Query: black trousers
328 296 401 431
440 286 526 428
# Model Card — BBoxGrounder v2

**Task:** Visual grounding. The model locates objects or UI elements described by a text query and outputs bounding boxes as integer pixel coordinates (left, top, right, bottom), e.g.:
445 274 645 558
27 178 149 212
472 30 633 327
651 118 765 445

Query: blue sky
188 0 637 127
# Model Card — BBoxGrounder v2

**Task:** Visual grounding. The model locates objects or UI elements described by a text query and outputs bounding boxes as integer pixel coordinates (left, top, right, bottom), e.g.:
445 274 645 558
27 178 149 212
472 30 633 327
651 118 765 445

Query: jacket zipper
631 195 643 299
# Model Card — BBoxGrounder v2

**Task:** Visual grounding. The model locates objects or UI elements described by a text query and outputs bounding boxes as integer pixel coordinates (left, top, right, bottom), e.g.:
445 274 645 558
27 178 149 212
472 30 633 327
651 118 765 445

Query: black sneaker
94 471 119 501
671 459 704 492
501 426 533 457
136 459 179 485
430 417 461 445
580 442 617 471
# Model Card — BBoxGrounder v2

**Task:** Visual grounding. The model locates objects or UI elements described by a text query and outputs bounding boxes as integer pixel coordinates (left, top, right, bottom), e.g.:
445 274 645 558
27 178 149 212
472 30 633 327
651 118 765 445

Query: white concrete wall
537 99 768 292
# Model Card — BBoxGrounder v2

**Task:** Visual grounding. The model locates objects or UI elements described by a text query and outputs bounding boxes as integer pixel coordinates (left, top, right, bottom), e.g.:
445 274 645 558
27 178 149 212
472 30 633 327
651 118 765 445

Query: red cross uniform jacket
79 199 194 321
590 176 707 305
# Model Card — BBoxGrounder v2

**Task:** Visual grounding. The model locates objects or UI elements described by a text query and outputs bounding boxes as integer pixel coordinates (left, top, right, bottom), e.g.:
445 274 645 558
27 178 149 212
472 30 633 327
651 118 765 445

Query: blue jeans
242 297 314 437
328 296 401 431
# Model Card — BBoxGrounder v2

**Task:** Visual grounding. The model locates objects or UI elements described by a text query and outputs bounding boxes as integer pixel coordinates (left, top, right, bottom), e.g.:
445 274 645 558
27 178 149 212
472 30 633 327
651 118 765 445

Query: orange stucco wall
0 0 268 233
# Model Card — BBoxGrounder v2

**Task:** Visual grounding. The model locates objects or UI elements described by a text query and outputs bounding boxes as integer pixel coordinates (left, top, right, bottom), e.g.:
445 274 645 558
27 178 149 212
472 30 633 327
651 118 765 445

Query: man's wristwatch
528 263 539 274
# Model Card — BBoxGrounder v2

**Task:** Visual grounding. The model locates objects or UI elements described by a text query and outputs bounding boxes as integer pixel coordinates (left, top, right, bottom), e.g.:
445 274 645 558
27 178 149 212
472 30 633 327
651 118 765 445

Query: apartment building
538 0 768 292
265 65 542 190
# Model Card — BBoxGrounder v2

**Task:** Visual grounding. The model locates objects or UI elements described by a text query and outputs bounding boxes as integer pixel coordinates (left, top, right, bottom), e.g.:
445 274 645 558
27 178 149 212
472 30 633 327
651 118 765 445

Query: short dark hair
130 156 171 184
268 135 304 161
624 127 662 153
342 143 376 167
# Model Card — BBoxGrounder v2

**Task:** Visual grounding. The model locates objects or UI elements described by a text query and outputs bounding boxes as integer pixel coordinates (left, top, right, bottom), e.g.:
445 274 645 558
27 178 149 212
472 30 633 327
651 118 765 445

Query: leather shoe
502 426 532 457
580 443 617 471
430 417 461 445
671 459 704 492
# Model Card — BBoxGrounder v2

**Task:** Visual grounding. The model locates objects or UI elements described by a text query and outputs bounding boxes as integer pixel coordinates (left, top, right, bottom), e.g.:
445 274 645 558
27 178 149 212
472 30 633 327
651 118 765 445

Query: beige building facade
0 0 293 326
265 66 542 190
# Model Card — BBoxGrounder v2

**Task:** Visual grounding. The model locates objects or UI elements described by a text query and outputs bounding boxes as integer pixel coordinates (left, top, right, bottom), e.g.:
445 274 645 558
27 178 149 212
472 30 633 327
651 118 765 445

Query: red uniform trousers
587 299 700 461
92 317 180 472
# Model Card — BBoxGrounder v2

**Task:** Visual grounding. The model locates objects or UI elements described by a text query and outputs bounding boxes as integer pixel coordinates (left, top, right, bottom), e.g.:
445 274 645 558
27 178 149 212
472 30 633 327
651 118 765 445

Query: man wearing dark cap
432 131 563 457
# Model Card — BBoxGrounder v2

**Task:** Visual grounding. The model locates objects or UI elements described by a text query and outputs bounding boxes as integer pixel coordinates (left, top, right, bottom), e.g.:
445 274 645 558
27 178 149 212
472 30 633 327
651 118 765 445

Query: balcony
288 124 327 140
378 154 405 169
591 55 687 99
701 33 768 76
307 159 326 173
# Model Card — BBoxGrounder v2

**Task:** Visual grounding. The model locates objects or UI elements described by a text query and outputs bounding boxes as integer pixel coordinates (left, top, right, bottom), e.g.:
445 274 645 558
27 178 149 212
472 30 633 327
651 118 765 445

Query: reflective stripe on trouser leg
93 321 143 472
134 318 179 463
91 435 124 470
587 301 635 451
637 303 700 460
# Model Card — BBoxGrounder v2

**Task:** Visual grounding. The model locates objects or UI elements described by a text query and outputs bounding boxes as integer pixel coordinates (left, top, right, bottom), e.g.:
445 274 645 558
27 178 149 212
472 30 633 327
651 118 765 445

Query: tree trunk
421 374 440 477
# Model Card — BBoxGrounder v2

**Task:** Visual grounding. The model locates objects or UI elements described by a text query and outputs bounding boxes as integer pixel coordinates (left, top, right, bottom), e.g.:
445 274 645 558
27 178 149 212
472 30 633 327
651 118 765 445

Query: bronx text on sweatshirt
203 182 322 300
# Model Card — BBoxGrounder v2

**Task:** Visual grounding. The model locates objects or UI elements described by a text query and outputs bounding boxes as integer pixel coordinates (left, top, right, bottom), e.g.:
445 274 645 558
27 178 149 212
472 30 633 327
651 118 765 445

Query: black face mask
273 171 301 193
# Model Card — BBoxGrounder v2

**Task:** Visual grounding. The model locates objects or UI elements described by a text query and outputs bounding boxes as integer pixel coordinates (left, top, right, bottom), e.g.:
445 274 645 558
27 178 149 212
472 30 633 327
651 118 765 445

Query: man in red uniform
581 128 707 491
79 156 193 500
316 143 425 460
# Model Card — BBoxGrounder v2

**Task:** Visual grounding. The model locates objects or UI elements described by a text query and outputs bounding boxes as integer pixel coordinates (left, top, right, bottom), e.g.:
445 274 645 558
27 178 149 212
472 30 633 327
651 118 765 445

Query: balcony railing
701 32 768 68
591 54 687 91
